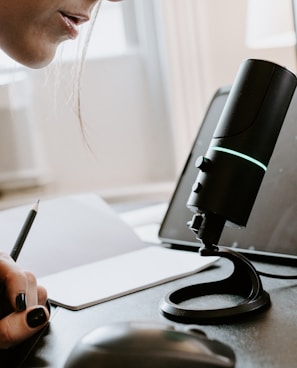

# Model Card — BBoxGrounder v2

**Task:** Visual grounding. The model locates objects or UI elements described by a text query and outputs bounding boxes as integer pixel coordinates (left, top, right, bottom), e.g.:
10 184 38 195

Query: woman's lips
59 12 89 40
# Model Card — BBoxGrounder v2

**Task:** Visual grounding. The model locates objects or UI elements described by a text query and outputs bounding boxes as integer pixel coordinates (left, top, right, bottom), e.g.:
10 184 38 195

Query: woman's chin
2 45 57 69
20 53 56 69
26 58 55 69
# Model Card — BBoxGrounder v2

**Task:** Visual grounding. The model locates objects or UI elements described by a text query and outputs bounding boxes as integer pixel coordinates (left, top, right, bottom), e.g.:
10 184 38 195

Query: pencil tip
34 200 40 212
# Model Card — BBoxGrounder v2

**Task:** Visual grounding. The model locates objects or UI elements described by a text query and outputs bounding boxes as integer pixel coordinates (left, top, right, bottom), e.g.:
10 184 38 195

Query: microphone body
187 59 297 246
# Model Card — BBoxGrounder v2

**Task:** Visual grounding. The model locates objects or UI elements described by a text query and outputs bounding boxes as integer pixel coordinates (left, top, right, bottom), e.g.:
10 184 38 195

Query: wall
157 0 297 173
199 0 296 99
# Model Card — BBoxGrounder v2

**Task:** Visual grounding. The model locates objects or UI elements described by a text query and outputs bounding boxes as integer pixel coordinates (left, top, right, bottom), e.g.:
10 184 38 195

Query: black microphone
160 60 297 324
160 59 297 324
187 59 297 247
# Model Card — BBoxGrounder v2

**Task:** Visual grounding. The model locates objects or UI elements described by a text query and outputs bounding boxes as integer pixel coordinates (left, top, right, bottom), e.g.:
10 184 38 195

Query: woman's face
0 0 121 68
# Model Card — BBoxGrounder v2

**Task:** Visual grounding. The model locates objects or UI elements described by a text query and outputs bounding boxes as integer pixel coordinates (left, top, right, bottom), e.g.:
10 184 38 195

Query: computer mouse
64 321 235 368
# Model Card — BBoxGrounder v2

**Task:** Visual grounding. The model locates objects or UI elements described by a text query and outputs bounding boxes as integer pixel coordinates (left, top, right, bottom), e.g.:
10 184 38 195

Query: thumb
0 306 49 350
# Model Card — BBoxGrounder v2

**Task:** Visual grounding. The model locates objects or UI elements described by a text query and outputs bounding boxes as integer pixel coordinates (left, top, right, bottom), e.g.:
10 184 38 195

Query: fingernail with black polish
27 308 47 328
16 293 27 311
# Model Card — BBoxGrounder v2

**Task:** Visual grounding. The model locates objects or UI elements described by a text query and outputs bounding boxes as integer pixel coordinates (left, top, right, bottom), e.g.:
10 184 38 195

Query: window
0 50 19 71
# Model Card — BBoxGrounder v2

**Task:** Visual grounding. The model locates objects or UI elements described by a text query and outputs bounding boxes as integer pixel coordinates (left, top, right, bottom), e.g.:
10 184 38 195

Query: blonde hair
75 1 103 146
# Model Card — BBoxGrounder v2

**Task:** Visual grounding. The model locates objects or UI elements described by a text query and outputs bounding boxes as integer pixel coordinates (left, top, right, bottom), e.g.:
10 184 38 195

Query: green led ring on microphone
210 146 267 172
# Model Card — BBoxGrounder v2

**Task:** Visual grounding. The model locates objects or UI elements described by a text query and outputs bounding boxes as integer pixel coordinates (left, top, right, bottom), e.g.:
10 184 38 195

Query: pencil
10 200 39 261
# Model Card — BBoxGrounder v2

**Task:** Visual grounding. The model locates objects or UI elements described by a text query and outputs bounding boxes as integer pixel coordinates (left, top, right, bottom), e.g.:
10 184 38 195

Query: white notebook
0 193 144 278
0 193 218 310
39 246 218 310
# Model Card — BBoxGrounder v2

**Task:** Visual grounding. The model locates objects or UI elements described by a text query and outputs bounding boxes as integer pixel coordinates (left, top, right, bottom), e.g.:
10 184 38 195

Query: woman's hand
0 252 50 350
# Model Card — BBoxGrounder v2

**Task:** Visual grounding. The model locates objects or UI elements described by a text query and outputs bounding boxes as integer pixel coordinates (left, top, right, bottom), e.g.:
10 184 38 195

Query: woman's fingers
37 285 48 306
0 252 29 310
0 305 50 350
0 252 50 349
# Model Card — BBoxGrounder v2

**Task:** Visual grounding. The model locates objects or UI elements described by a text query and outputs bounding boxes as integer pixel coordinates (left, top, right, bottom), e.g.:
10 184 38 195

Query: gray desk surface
3 256 297 368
